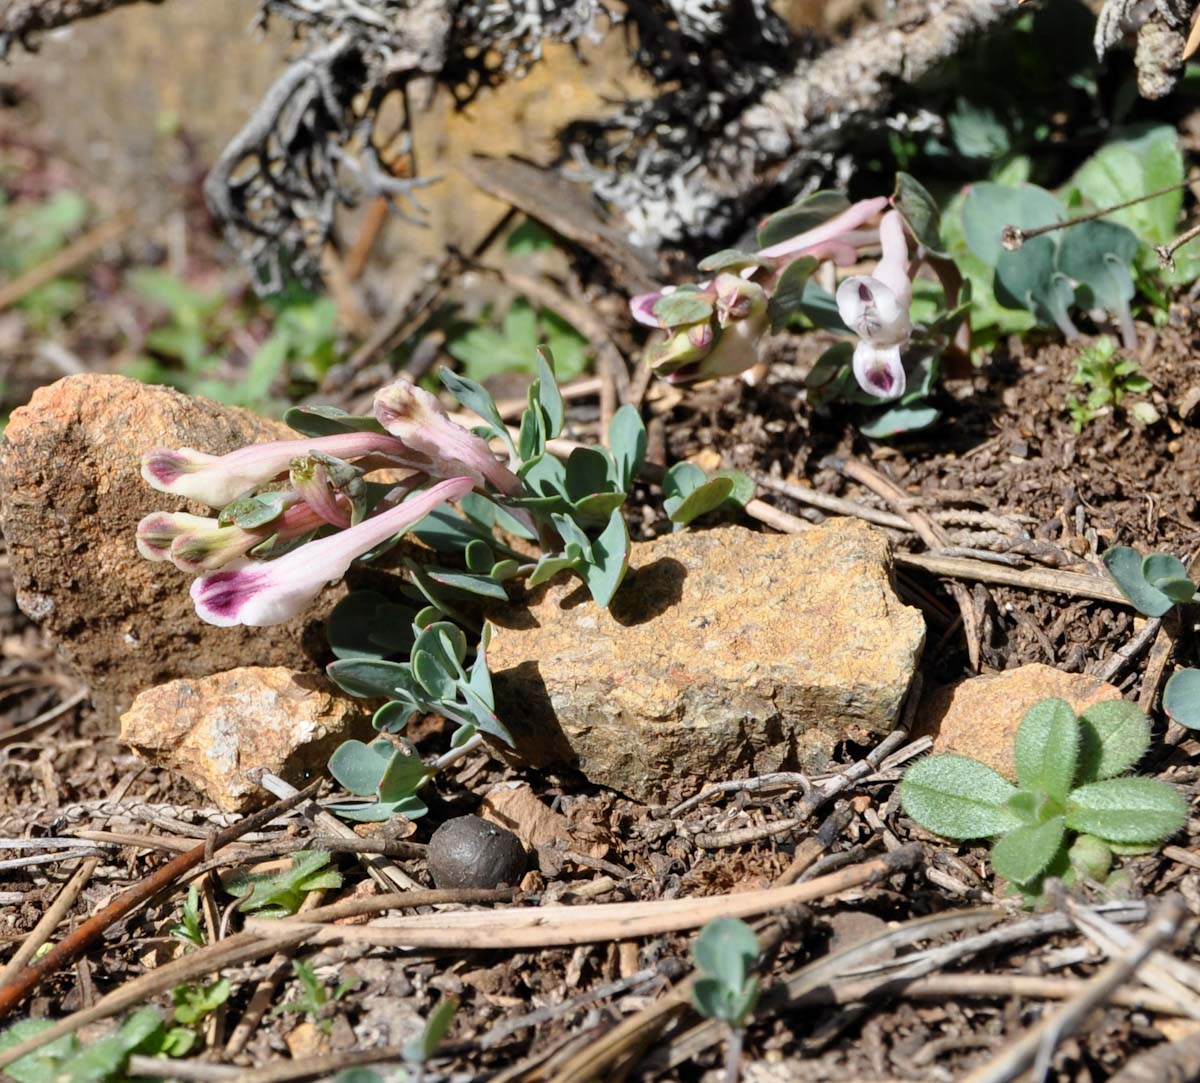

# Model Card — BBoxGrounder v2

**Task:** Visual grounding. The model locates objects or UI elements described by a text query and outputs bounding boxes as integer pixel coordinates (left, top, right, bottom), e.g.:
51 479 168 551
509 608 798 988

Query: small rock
120 666 370 812
0 374 413 718
489 521 924 802
919 663 1123 781
427 815 527 890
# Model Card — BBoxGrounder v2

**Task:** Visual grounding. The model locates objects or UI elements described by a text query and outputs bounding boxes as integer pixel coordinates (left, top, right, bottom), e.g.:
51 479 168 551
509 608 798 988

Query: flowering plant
630 174 971 436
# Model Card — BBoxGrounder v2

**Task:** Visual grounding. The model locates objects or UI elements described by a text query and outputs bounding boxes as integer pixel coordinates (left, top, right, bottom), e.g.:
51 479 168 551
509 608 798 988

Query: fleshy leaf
756 191 851 249
1164 669 1200 729
653 289 714 327
1103 546 1176 617
693 918 760 985
767 255 820 332
900 754 1025 839
1065 777 1188 843
892 172 948 258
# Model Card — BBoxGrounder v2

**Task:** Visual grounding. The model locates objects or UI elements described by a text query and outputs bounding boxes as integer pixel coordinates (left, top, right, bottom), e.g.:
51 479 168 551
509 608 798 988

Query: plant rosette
900 697 1186 903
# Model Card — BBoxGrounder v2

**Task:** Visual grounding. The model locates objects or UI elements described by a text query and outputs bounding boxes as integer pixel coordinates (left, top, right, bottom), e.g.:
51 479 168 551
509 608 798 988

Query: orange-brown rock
919 663 1123 781
488 521 925 802
120 667 369 811
0 374 330 717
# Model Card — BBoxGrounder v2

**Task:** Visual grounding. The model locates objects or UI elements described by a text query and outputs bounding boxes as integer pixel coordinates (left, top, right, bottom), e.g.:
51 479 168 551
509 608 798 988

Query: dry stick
252 769 422 892
254 845 921 951
0 857 99 983
1003 181 1190 249
0 213 130 311
654 902 1153 1073
0 779 321 1025
0 685 89 747
835 456 983 671
754 474 911 532
1093 616 1162 683
0 886 503 1072
961 897 1185 1083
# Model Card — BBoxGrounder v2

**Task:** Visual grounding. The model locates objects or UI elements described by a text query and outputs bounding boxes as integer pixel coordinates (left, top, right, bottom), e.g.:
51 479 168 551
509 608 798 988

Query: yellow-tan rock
0 374 412 718
120 667 370 811
919 663 1123 781
488 521 924 801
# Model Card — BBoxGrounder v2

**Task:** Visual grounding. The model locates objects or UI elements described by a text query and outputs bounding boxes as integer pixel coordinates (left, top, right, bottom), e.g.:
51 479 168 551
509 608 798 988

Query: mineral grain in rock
120 666 369 812
488 521 925 801
919 663 1123 782
1 374 335 716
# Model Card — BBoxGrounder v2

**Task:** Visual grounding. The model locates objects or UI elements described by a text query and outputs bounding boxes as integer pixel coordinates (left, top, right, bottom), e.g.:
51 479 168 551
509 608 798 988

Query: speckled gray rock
488 520 925 801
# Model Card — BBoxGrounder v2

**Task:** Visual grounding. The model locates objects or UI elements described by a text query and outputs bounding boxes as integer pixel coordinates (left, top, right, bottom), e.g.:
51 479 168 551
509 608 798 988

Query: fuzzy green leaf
991 815 1067 887
1077 700 1151 782
900 754 1025 839
1065 777 1188 844
1013 698 1079 801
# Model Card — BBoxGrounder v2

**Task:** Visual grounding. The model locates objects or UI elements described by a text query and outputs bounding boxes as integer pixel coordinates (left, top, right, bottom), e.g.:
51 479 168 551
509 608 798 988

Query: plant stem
1002 180 1191 250
723 1025 745 1083
433 732 484 771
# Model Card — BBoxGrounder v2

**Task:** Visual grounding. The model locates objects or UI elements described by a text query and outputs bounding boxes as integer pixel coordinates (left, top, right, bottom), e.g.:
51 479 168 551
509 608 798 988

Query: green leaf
899 754 1025 839
535 347 565 439
0 1019 75 1083
756 190 850 249
328 739 392 796
766 255 820 332
576 509 630 608
961 182 1066 266
1013 698 1079 801
608 404 647 492
219 490 292 529
1056 220 1138 313
1164 669 1200 730
693 918 759 985
405 996 459 1064
327 591 418 660
1103 546 1176 617
1077 700 1151 781
439 368 517 459
284 405 387 438
172 978 231 1026
377 750 430 804
565 446 616 504
326 658 419 699
858 404 941 438
667 477 735 525
892 172 948 258
697 249 769 273
991 815 1067 887
1065 777 1188 843
1142 553 1195 597
652 289 713 327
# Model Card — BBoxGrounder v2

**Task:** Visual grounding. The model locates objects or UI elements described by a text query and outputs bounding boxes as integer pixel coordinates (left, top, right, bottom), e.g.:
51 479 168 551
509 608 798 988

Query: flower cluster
629 193 917 399
137 378 513 628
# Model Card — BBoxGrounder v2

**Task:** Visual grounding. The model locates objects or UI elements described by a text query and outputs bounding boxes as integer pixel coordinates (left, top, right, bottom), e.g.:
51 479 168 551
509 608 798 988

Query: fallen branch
0 0 157 54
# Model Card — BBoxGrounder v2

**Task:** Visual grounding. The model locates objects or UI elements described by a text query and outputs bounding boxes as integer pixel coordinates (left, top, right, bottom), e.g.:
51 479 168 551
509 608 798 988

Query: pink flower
141 432 418 508
373 379 521 496
191 477 476 627
836 210 913 400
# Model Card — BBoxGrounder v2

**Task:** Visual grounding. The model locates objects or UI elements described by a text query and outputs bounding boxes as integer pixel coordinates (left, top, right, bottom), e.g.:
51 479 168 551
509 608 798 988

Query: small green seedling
0 1007 169 1083
159 978 232 1055
1164 669 1200 730
1065 337 1155 432
225 850 342 917
169 883 206 948
691 918 761 1082
271 959 358 1034
662 463 754 529
900 697 1186 902
326 999 457 1083
1103 546 1198 617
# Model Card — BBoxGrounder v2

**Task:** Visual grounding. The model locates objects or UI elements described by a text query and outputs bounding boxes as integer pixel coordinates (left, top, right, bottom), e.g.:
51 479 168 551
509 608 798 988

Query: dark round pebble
426 814 527 890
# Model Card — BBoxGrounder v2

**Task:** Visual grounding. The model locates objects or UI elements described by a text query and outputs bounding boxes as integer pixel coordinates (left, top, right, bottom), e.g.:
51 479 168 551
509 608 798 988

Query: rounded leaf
693 917 759 984
1065 777 1188 844
1164 668 1200 729
328 740 390 796
900 754 1024 839
1103 546 1175 617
